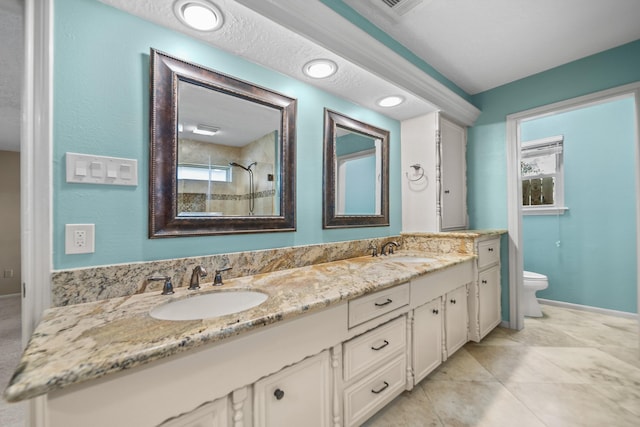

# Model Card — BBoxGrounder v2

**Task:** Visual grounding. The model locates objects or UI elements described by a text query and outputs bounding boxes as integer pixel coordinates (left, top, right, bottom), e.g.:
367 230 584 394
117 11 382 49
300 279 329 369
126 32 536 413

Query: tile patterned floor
364 304 640 427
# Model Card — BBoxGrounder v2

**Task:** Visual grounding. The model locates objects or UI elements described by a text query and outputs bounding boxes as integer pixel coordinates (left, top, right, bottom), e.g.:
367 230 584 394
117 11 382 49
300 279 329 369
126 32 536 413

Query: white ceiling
344 0 640 94
1 0 640 152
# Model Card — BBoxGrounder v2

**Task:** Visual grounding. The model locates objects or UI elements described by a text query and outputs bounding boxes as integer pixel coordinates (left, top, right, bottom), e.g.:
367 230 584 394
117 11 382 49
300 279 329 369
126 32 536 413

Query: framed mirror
323 109 389 228
149 49 296 237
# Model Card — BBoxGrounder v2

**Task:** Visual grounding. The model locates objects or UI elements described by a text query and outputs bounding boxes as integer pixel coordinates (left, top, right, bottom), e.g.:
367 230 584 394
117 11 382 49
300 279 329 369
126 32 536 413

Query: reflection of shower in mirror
229 161 257 215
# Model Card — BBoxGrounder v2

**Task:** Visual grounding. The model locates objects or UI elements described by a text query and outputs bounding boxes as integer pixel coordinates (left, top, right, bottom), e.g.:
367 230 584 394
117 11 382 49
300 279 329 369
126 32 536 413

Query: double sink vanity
4 232 503 427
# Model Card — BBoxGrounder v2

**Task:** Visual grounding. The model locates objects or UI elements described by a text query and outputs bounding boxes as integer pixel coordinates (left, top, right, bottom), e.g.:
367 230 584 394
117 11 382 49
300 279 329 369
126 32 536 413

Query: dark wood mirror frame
149 49 297 237
323 109 390 229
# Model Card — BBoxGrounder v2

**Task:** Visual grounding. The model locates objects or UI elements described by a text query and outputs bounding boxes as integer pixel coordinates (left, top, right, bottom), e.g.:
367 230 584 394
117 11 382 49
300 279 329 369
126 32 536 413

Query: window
177 164 232 182
521 135 567 215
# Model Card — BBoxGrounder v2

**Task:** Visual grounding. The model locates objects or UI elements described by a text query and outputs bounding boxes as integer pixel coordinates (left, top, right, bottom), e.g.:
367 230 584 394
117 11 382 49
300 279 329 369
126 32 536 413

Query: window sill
523 206 569 216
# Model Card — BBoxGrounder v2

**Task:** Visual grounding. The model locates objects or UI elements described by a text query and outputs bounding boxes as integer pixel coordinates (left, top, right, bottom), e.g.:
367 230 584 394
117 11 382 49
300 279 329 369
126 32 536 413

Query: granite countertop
4 251 474 402
401 229 507 238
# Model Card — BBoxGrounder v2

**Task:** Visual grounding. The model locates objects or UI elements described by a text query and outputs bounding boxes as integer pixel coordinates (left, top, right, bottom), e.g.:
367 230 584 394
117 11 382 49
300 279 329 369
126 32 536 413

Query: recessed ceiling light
377 95 405 107
174 0 224 32
303 59 338 79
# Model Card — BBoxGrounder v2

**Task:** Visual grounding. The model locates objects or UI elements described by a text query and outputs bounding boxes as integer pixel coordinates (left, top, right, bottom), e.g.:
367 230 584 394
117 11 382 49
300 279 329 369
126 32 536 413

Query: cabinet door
479 265 501 338
159 397 228 427
444 285 468 358
413 298 443 384
440 117 467 230
253 351 331 427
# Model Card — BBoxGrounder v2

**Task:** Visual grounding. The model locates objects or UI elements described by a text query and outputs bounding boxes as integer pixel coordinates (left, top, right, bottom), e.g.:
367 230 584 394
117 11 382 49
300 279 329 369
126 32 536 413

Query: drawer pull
444 190 450 194
274 388 285 400
371 381 389 394
432 309 439 315
371 340 390 351
481 280 488 284
450 299 456 304
488 247 494 252
374 298 393 307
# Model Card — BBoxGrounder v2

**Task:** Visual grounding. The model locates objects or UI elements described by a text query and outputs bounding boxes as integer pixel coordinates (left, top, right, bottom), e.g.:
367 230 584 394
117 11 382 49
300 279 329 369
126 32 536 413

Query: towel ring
405 164 425 182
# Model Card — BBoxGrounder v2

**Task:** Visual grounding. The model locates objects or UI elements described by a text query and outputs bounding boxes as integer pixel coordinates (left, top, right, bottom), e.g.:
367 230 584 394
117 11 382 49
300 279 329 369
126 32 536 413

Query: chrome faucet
148 275 174 295
189 265 208 290
381 241 400 256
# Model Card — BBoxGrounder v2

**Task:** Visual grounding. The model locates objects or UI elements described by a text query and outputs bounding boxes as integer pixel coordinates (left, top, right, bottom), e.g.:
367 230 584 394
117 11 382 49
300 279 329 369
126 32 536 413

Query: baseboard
499 320 510 328
538 298 638 319
0 292 21 300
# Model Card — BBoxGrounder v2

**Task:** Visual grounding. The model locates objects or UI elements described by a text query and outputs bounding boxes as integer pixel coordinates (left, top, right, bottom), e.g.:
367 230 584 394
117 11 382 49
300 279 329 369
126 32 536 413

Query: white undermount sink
382 256 437 263
150 290 268 321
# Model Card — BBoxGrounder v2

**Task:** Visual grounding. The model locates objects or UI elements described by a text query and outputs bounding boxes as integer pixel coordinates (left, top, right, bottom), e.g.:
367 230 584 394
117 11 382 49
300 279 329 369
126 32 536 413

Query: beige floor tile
504 322 588 347
362 388 443 427
465 345 583 384
532 346 640 387
597 345 640 369
506 382 639 427
427 348 494 382
467 327 523 347
559 322 639 349
421 380 545 427
593 383 640 417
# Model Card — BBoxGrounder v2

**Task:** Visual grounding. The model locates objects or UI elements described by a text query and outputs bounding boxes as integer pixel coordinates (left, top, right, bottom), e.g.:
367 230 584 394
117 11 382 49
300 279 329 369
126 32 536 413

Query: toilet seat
524 270 547 281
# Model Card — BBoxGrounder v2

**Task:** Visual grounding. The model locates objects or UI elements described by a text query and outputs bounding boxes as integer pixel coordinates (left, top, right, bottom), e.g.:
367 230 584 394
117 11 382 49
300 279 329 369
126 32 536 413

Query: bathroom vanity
5 233 503 427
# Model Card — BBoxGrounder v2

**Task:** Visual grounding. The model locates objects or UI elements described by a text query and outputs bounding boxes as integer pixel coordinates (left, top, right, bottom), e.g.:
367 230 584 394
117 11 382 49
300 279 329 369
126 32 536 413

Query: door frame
506 82 640 331
22 0 53 424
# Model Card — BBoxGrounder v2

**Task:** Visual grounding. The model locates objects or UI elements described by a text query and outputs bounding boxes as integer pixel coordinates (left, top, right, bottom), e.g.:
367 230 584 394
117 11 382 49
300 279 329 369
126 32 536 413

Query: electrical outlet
65 224 95 254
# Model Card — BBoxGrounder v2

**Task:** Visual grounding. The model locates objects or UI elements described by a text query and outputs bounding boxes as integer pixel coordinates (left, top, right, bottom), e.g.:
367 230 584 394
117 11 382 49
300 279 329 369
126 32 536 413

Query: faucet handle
213 267 232 286
367 242 378 257
149 275 174 295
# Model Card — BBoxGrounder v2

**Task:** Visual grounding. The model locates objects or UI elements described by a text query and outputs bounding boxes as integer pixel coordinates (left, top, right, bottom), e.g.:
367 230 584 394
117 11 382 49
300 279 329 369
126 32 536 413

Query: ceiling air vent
377 0 423 16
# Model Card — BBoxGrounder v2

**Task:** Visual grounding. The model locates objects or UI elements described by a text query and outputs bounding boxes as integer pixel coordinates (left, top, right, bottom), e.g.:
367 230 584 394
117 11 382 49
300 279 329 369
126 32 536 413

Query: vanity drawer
348 283 410 328
343 316 406 382
477 238 500 270
343 354 406 427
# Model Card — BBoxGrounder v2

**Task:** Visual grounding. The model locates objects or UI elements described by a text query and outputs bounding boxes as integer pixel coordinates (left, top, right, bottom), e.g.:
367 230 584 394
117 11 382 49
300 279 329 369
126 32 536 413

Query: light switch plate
66 152 138 186
65 224 95 254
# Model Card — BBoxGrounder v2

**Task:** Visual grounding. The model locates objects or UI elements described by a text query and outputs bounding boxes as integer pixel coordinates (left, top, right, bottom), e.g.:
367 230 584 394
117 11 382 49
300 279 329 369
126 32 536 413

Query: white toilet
523 271 549 317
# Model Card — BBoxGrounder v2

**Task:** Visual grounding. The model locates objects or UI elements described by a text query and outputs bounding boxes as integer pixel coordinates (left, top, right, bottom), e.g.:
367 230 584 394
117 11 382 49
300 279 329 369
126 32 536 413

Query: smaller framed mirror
323 109 390 228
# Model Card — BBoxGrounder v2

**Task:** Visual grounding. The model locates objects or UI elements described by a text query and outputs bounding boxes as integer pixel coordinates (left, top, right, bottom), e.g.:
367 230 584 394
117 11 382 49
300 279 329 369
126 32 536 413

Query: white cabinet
439 116 467 230
444 285 468 359
159 397 228 427
478 266 501 337
468 237 502 342
253 351 332 427
412 297 443 384
341 316 408 426
401 112 467 232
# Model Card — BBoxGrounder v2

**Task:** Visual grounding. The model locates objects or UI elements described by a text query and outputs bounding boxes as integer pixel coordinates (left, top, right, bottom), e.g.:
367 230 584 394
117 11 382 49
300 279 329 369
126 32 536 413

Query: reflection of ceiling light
377 95 405 107
178 123 184 133
174 0 224 32
303 59 338 79
193 124 220 136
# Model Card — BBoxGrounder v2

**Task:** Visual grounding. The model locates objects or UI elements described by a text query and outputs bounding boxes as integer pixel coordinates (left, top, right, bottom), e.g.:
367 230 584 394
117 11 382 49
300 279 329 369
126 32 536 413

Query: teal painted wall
521 97 637 313
53 0 401 270
468 39 640 316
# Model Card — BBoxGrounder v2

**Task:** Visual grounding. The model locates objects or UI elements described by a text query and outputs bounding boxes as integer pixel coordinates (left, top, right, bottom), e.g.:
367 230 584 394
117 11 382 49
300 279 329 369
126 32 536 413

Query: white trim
538 299 638 320
23 0 53 424
506 81 640 334
522 206 569 216
235 0 481 126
